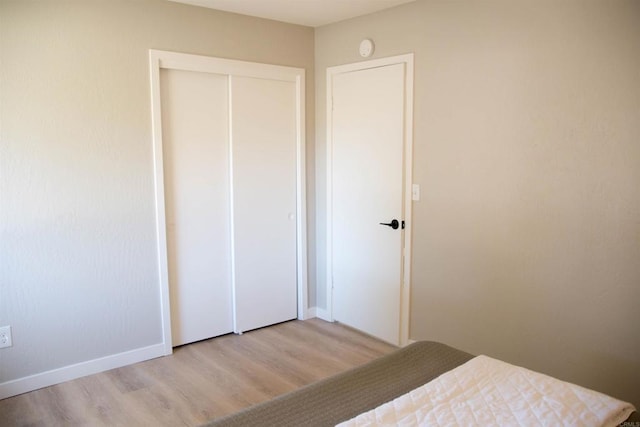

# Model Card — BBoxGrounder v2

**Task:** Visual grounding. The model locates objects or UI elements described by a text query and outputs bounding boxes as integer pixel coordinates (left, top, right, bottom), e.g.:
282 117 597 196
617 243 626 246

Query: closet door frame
149 50 308 355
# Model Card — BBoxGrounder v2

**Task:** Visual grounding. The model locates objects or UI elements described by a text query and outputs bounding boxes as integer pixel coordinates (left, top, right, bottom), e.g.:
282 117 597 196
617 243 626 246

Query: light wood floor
0 319 396 426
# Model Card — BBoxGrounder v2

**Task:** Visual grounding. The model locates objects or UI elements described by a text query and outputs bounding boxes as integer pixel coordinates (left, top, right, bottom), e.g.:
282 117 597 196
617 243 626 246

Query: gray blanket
202 341 473 427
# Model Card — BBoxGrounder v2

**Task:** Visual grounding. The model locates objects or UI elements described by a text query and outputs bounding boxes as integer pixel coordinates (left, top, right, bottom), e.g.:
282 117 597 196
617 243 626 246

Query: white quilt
337 355 635 427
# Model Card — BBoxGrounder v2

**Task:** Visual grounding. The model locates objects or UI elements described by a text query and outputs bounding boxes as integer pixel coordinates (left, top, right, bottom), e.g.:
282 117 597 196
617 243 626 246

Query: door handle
379 219 400 230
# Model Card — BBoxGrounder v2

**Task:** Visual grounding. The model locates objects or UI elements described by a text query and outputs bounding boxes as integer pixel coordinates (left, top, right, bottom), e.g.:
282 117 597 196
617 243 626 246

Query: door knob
379 219 400 230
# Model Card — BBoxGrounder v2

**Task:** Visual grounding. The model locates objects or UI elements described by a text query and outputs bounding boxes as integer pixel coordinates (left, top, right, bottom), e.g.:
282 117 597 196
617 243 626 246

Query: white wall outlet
0 326 12 349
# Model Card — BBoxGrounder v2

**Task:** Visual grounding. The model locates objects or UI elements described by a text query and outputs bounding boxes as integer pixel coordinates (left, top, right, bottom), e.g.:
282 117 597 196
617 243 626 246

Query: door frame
149 50 308 355
325 53 414 346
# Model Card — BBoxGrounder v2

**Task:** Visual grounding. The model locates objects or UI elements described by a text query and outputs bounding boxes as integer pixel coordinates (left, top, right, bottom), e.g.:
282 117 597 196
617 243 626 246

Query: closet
150 51 306 348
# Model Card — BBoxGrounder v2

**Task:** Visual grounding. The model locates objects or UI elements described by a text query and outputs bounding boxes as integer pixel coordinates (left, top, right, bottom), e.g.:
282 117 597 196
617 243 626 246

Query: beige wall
315 0 640 405
0 0 314 386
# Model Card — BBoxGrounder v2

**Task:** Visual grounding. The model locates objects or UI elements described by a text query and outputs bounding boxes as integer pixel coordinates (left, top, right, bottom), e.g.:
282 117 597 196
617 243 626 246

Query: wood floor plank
0 319 396 427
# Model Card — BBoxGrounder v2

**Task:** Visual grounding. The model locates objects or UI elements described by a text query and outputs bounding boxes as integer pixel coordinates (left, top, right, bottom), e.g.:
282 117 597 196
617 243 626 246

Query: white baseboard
302 307 332 322
0 343 166 399
305 307 317 318
314 307 331 321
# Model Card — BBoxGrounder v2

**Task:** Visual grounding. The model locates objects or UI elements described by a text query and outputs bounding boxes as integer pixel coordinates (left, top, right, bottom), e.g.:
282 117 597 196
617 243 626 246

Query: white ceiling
169 0 416 27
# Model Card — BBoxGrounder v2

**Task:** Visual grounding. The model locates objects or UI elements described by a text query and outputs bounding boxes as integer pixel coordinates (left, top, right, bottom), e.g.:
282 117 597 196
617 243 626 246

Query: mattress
338 355 635 427
201 341 638 427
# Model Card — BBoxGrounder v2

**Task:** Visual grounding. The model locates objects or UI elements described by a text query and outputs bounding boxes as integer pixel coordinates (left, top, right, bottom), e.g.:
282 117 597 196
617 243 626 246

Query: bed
202 341 637 427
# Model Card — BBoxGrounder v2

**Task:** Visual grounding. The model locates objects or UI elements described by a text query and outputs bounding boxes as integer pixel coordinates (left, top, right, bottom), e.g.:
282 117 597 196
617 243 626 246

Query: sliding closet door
160 69 233 346
231 76 298 333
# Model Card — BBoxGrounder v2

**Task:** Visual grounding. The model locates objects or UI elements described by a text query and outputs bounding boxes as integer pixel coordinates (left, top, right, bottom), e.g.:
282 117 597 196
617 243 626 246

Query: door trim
325 53 414 346
149 50 308 355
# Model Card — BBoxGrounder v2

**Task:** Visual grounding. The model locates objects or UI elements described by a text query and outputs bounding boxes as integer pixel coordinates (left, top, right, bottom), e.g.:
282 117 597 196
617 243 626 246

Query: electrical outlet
0 326 12 349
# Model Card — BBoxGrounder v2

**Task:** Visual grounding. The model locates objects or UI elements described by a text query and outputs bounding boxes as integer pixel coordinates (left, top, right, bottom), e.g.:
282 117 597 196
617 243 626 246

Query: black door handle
379 219 400 230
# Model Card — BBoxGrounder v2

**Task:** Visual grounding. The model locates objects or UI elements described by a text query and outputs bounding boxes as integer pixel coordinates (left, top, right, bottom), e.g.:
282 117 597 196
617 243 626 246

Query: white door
231 76 298 333
330 62 407 345
160 69 233 346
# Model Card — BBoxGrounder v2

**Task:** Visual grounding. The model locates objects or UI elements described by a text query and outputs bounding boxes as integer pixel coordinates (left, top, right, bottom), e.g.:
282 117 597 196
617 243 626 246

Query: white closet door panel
160 69 233 346
231 76 297 333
